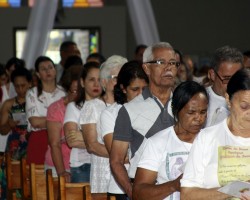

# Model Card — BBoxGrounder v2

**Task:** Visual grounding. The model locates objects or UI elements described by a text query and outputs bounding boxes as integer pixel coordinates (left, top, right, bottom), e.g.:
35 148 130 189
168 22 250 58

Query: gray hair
211 46 243 71
143 42 174 63
100 55 127 80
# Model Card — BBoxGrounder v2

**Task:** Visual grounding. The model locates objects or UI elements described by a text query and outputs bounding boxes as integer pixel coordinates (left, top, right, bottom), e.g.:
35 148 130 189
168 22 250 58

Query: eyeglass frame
213 69 231 84
108 75 118 80
145 60 181 68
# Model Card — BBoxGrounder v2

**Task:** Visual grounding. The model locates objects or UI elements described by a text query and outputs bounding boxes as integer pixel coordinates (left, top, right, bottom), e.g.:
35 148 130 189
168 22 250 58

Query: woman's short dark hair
59 55 83 85
86 53 106 64
171 81 209 121
10 67 32 83
227 68 250 100
6 57 25 70
114 60 149 104
0 64 7 76
34 56 55 97
75 62 100 108
60 65 82 92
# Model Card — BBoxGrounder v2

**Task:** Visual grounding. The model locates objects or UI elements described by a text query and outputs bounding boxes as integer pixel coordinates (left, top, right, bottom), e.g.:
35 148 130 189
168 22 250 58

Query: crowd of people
0 41 249 200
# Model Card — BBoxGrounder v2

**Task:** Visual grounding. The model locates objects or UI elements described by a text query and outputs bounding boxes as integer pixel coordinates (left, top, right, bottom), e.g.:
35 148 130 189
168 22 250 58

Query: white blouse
25 86 65 132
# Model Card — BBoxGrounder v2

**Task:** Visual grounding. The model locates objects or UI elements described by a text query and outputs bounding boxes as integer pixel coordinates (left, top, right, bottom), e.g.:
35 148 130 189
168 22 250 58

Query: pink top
45 97 71 170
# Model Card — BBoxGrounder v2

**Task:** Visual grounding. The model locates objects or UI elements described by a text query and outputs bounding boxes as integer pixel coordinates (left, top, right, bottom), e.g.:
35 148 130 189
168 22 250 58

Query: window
14 28 100 64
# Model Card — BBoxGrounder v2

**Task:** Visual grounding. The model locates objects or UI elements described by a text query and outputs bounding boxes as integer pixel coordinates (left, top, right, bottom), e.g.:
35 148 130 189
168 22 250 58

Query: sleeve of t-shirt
181 130 206 188
137 137 162 172
64 102 79 124
100 108 115 139
25 88 39 119
113 106 133 142
79 101 97 125
47 100 63 122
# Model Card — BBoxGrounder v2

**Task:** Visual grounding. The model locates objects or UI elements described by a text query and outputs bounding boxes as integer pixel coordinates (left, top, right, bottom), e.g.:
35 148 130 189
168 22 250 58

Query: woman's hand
240 193 250 200
59 171 71 183
8 118 19 129
66 130 83 143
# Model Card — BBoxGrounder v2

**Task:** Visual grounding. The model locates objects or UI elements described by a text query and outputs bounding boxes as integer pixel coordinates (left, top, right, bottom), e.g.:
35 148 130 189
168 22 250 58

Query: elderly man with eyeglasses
205 46 243 127
110 42 179 199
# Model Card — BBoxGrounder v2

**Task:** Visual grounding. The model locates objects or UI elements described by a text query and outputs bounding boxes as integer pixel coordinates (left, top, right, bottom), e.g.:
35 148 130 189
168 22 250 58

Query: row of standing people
0 41 249 200
109 43 249 200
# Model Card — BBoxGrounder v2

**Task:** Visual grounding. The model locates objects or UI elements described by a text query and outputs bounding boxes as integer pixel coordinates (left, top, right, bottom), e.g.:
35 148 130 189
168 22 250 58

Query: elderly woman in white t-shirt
181 68 250 200
100 61 148 200
80 55 127 197
133 81 209 200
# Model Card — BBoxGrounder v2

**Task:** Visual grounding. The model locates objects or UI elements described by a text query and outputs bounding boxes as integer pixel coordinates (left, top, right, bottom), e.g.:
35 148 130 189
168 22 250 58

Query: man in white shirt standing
205 46 243 127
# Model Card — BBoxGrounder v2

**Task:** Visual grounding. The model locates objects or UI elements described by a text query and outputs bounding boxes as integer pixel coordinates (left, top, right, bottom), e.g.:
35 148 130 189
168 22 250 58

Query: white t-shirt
181 119 250 189
138 126 192 200
64 102 90 167
25 86 65 131
205 86 229 127
0 83 16 152
1 83 16 103
80 98 110 193
100 103 128 194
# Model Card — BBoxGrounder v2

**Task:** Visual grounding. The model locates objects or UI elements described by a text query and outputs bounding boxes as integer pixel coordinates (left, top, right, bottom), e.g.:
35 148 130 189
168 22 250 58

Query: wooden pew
59 175 90 200
5 152 21 200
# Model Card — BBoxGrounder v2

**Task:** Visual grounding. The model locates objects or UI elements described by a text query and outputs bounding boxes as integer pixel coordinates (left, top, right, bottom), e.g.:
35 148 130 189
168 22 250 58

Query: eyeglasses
213 70 231 84
145 60 180 68
108 75 118 81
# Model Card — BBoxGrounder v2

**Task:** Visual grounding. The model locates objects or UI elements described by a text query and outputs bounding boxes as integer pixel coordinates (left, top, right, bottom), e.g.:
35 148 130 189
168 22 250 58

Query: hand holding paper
218 181 250 198
12 113 27 125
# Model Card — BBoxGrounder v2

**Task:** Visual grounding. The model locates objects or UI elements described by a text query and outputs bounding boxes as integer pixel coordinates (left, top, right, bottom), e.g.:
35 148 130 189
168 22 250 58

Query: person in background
1 57 25 102
44 65 82 181
174 49 192 87
29 69 39 88
134 44 147 62
0 68 32 159
80 55 127 198
64 62 102 183
205 46 243 127
183 55 195 77
100 61 148 200
0 87 2 106
183 55 204 84
58 55 83 85
243 50 250 68
0 64 7 106
133 81 208 200
26 56 65 165
86 52 106 65
0 58 26 154
0 64 8 86
181 68 250 200
110 42 178 199
56 41 81 82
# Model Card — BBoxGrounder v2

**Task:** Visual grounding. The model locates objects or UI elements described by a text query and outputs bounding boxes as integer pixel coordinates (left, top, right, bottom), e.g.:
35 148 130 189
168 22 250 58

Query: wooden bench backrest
5 152 21 199
59 175 90 200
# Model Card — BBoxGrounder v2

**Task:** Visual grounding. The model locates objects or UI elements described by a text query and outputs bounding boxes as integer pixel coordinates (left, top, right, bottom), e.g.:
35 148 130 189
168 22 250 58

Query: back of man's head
60 41 77 52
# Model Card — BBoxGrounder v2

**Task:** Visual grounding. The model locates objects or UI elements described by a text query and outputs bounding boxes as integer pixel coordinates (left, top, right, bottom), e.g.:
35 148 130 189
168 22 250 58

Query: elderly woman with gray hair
80 55 127 198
